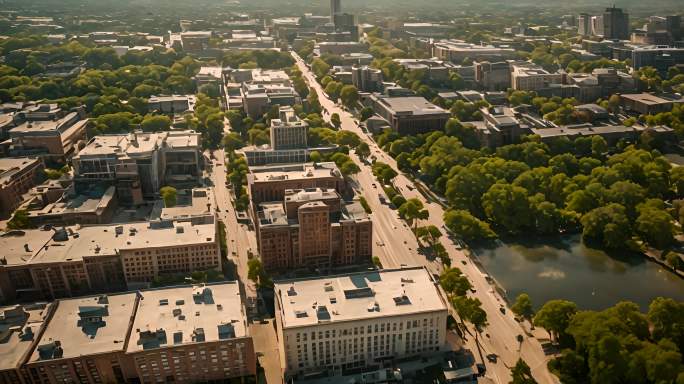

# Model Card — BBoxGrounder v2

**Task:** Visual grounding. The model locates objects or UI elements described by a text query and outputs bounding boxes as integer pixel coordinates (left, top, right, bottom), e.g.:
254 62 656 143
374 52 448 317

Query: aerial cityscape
0 0 683 383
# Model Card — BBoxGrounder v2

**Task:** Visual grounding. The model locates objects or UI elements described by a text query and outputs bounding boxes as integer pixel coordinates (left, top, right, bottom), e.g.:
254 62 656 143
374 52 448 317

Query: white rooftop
275 267 448 329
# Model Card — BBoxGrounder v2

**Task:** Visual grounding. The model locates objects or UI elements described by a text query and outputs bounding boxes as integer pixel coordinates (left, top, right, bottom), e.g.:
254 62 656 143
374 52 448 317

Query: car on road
406 185 414 191
486 354 497 363
499 306 506 314
372 183 377 188
461 260 467 265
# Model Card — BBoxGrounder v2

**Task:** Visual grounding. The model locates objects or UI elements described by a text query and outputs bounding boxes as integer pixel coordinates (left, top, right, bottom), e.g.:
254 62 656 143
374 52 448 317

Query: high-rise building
603 6 630 40
578 13 591 36
269 106 308 150
330 0 341 20
255 188 372 272
666 15 682 43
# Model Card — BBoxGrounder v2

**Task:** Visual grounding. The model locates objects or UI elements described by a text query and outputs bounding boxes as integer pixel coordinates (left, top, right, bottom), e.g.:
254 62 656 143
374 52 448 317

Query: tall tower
603 6 630 40
330 0 341 21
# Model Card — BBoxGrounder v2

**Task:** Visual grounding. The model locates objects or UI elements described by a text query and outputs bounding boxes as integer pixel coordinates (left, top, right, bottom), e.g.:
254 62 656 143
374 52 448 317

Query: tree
533 300 577 342
372 162 398 185
509 359 538 384
160 186 177 208
141 115 171 132
247 258 272 288
482 183 533 233
665 252 684 271
580 204 631 249
330 113 341 129
398 198 429 231
309 150 322 163
336 130 360 147
512 293 534 320
339 160 360 176
311 58 331 79
339 85 359 108
222 132 245 152
635 205 675 249
7 209 30 229
360 107 374 121
439 267 471 296
355 142 370 160
443 209 496 241
415 225 442 252
647 297 684 347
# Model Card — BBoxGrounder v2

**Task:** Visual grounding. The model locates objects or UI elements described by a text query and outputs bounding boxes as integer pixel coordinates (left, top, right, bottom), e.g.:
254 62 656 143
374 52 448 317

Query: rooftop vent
294 310 308 318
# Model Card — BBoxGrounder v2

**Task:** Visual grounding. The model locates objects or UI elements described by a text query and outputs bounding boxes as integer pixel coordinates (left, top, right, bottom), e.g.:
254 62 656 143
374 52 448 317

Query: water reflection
472 234 684 310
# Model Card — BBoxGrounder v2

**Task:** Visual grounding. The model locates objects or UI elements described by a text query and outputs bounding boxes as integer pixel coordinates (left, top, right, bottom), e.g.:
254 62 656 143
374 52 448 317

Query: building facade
10 282 255 384
0 157 45 218
274 267 449 379
256 188 372 272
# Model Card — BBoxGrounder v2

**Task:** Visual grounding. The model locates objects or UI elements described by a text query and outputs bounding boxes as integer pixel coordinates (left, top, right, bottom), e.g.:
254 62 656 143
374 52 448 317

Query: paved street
207 149 259 311
292 51 559 384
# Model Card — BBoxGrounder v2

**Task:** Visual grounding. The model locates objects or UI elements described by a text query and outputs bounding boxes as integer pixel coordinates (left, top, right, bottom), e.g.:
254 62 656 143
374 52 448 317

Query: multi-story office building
6 108 87 163
510 63 563 91
351 66 383 92
603 6 630 40
13 282 255 384
631 46 684 73
0 220 220 302
147 95 196 114
72 131 202 200
230 69 301 119
256 188 372 271
270 107 308 150
432 40 516 64
274 267 449 379
247 162 346 205
0 303 51 384
0 157 45 218
474 61 512 91
367 95 450 135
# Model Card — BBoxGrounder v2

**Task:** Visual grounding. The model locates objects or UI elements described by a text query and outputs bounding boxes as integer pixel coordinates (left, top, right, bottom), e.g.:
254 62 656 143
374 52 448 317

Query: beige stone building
274 267 449 379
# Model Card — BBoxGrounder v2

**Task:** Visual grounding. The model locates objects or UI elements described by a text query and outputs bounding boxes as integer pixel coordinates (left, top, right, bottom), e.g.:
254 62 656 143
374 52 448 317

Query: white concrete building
274 267 449 379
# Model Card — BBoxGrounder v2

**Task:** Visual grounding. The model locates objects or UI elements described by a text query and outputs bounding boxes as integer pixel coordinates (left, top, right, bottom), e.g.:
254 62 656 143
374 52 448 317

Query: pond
472 234 684 311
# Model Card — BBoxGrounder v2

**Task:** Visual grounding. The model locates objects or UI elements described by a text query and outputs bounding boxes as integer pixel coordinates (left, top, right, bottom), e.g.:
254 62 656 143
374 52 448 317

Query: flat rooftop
1 220 216 265
127 282 246 352
10 112 80 134
29 293 137 362
275 267 447 329
621 93 673 105
0 229 55 266
75 131 199 158
0 303 51 370
0 157 41 185
160 187 215 220
248 162 342 184
377 97 448 116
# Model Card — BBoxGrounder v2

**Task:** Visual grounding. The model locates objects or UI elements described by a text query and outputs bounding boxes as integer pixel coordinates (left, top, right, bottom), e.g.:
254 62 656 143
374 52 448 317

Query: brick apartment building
0 220 220 303
0 282 255 384
256 188 372 272
247 162 346 205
